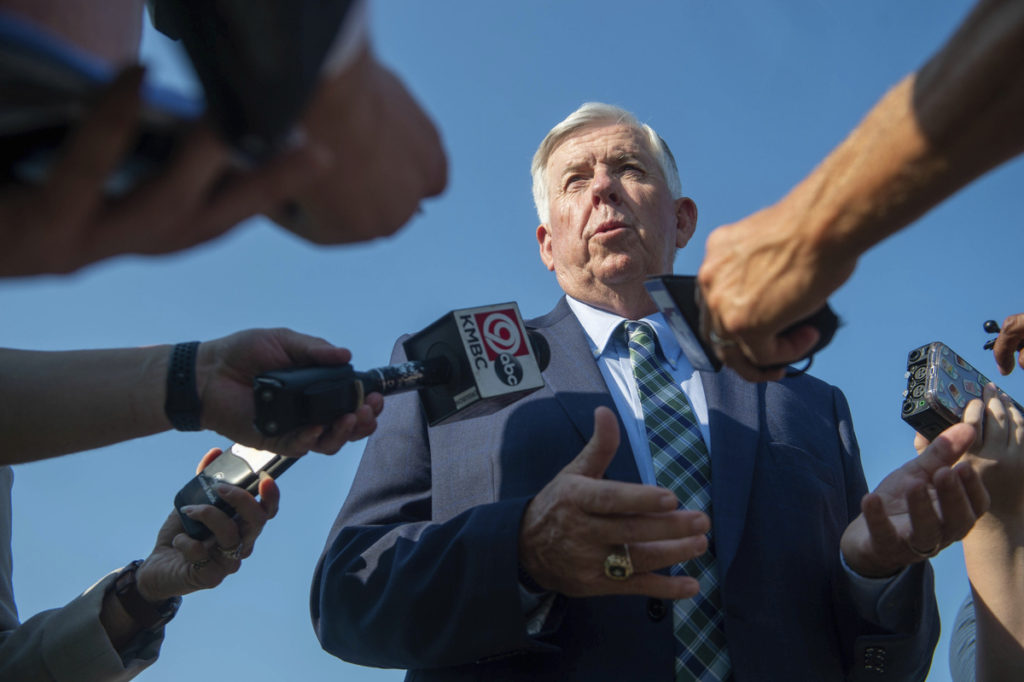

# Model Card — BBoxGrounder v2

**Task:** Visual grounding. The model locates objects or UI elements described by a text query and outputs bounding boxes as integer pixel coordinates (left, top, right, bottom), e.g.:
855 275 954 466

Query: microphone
253 302 550 434
174 303 549 539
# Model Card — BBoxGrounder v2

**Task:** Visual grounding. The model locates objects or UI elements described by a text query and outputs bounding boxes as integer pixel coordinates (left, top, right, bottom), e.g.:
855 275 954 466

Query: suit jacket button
647 598 668 621
864 646 886 673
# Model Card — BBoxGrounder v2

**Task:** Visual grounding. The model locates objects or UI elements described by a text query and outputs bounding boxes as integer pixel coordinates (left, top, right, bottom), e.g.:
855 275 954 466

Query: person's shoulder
768 367 848 405
525 297 571 329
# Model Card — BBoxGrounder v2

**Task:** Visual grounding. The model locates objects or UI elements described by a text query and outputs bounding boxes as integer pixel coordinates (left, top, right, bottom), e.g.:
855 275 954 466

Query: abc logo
476 311 527 360
493 352 524 386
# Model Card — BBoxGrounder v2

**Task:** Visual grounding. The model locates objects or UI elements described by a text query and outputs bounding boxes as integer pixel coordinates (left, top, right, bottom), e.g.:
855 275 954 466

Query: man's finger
861 492 900 550
628 534 709 573
917 422 977 471
576 478 678 516
954 462 991 518
932 466 978 542
713 342 785 382
597 509 710 545
736 323 819 375
44 66 145 225
561 406 621 479
606 573 701 601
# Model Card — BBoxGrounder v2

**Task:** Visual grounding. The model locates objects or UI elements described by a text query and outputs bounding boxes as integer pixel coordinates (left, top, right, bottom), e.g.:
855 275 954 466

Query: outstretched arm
0 328 381 464
697 0 1024 381
958 386 1024 681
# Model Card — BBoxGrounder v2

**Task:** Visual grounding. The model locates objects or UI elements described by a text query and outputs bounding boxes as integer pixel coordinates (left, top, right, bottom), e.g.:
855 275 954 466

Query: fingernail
215 484 233 496
180 506 198 517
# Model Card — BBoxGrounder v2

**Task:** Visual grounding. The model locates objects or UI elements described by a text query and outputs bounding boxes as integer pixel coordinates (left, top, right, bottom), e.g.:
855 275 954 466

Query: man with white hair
312 102 985 681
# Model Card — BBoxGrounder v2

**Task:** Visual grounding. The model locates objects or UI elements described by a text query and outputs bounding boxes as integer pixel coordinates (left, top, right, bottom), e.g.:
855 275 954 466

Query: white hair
530 102 682 224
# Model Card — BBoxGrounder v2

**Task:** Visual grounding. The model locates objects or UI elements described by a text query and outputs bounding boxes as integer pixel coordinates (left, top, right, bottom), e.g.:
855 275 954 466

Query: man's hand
0 67 330 277
518 407 710 599
992 313 1024 376
196 328 383 457
135 448 279 600
696 201 856 382
268 47 447 244
840 420 989 578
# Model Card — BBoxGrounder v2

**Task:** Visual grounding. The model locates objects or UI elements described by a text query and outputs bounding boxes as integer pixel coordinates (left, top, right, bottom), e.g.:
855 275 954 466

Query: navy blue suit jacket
312 298 939 681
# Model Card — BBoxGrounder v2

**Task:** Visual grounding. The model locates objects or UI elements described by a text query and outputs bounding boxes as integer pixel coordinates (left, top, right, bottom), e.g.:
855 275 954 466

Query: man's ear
537 224 555 271
674 197 698 248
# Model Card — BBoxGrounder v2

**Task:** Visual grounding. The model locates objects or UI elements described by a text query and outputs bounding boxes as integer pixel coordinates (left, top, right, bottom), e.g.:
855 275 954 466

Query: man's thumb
561 406 620 479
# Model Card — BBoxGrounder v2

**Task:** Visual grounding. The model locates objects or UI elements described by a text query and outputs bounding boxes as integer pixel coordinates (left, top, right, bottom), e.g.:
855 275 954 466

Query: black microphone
174 303 550 539
253 303 550 435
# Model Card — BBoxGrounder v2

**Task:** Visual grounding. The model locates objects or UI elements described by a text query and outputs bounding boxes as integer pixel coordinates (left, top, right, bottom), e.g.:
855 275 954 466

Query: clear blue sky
4 1 1022 680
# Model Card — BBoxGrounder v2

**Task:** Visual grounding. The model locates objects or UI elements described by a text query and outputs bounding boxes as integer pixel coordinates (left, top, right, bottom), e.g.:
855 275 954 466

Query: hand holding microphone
174 303 550 539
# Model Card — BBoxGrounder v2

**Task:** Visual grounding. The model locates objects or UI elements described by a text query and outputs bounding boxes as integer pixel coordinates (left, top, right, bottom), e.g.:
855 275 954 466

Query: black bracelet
164 341 202 431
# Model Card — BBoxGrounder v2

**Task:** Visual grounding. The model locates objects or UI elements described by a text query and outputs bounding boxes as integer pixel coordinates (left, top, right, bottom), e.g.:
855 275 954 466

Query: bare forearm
0 346 171 463
962 514 1024 681
780 0 1024 261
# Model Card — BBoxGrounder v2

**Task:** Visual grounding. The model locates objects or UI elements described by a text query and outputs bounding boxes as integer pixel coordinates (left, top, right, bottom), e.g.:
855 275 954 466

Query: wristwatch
111 560 181 632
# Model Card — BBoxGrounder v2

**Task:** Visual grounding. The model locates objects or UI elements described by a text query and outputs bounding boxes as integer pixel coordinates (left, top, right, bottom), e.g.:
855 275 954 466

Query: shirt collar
565 295 683 369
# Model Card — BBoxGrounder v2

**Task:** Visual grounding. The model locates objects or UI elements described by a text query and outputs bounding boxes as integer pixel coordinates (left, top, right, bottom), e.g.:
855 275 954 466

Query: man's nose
591 168 621 207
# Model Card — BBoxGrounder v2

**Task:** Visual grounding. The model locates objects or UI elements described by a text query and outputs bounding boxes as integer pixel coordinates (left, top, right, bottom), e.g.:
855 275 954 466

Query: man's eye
620 163 644 175
564 175 587 189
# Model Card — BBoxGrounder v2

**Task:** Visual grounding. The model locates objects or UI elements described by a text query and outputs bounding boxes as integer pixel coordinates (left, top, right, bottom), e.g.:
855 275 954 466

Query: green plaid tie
625 321 731 682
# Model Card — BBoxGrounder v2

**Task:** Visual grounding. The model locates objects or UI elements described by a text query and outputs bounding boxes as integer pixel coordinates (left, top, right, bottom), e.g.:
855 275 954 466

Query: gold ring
216 543 243 560
708 330 737 349
603 545 634 581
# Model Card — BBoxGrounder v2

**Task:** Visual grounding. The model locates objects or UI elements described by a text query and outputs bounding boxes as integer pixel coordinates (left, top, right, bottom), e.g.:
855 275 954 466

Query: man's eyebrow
558 160 591 177
612 150 645 165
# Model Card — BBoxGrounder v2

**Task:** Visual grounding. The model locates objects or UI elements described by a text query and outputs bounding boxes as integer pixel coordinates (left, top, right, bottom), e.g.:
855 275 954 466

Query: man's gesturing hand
517 406 710 599
840 419 989 578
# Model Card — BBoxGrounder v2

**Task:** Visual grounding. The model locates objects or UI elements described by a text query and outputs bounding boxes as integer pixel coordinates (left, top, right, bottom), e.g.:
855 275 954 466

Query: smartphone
901 342 1022 441
174 444 294 540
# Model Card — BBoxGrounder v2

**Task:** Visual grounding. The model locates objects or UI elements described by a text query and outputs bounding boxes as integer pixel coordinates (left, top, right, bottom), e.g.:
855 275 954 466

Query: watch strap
165 341 202 431
112 560 181 632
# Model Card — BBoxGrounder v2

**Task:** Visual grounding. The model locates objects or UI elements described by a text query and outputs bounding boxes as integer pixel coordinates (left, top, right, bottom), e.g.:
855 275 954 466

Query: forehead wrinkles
550 128 655 183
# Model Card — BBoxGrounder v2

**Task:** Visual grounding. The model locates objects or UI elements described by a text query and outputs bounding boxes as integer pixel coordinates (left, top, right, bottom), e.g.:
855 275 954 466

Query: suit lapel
701 368 760 586
530 298 642 485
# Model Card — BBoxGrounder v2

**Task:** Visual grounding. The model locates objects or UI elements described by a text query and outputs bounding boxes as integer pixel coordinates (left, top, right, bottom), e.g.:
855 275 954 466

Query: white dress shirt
566 296 709 485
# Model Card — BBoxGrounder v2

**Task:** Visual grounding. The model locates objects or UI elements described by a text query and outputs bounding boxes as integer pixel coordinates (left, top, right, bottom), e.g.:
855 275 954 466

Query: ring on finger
708 330 737 349
603 544 634 581
191 558 210 569
216 542 243 560
906 538 940 559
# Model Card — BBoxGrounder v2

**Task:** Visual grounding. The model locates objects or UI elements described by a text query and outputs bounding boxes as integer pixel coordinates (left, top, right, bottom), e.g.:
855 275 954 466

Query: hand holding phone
174 444 292 540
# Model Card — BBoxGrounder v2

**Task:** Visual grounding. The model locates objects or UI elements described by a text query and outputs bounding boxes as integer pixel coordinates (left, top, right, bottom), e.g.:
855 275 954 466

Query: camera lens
908 348 923 363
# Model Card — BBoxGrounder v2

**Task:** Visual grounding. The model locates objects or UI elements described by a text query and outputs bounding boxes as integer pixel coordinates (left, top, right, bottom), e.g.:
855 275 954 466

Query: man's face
537 124 696 308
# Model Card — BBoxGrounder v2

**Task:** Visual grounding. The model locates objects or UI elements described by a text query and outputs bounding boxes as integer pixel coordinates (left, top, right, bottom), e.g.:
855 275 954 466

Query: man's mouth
593 220 630 236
